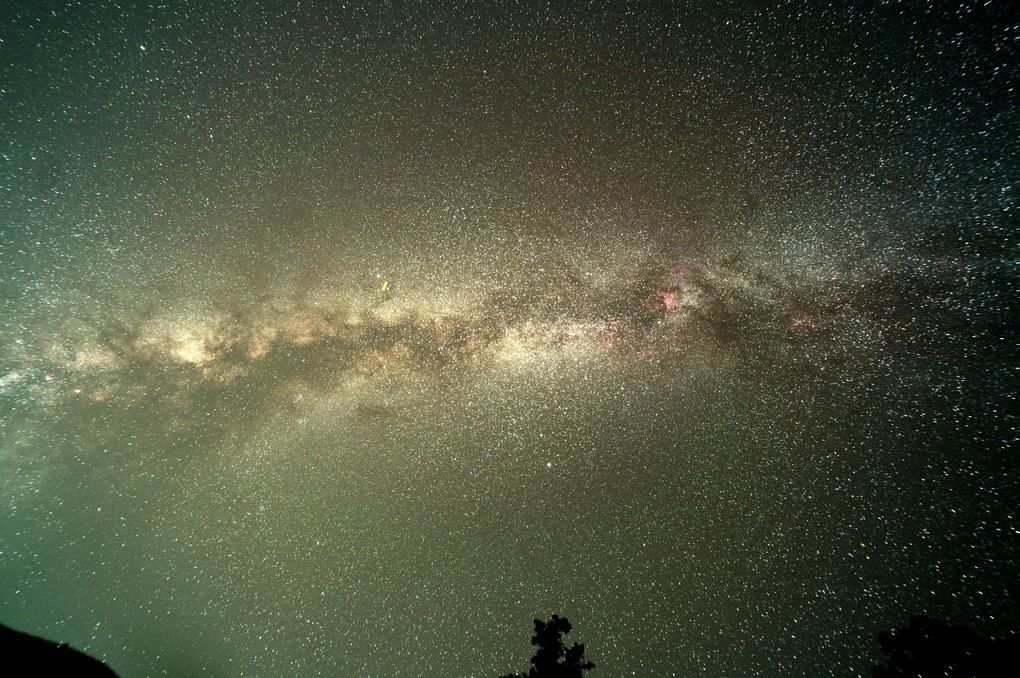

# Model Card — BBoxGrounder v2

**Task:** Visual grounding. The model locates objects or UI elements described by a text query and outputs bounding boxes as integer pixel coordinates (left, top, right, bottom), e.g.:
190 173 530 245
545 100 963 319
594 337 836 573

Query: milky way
2 230 979 452
1 1 1016 676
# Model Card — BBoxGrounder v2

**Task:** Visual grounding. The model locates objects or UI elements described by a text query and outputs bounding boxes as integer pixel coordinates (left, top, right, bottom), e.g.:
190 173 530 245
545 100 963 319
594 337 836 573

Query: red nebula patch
645 290 679 312
787 310 816 333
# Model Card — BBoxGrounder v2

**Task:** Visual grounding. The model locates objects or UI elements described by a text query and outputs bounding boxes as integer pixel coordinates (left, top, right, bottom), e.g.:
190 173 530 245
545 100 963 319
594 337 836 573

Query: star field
1 1 1017 676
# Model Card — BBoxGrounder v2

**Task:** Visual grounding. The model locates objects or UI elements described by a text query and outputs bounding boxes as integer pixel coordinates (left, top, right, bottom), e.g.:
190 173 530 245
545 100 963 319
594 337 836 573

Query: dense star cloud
1 1 1016 676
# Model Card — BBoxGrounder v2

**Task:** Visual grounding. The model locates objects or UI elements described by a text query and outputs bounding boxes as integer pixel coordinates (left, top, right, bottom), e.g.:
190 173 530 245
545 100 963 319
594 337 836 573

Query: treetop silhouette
500 615 595 678
873 615 1019 678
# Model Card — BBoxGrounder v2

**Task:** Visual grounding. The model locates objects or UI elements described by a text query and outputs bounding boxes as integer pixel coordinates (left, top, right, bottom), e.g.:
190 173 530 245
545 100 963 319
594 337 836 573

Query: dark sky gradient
1 1 1017 676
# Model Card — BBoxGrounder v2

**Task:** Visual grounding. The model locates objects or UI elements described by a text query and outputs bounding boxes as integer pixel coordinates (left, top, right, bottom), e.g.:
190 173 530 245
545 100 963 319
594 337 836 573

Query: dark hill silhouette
873 615 1019 678
500 615 595 678
0 622 118 676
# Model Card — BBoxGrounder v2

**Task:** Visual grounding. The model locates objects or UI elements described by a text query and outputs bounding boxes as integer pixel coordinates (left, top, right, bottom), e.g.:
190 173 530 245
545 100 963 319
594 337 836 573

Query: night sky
1 1 1017 676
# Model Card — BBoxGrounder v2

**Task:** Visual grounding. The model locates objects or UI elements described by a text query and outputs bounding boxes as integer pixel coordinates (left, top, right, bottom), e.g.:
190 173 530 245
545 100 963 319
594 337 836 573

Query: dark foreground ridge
3 613 1016 676
0 622 118 677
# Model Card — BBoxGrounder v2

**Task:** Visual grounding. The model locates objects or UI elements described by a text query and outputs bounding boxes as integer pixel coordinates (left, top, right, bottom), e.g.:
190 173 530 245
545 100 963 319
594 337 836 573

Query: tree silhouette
500 615 595 678
873 615 1019 678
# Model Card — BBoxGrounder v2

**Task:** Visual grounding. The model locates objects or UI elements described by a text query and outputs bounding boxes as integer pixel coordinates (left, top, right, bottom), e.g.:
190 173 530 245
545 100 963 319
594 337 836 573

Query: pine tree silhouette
500 615 595 678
